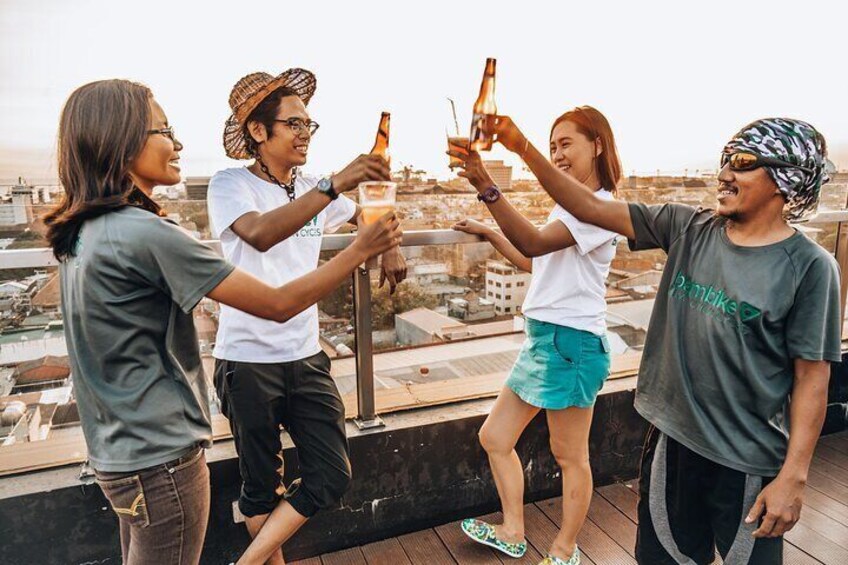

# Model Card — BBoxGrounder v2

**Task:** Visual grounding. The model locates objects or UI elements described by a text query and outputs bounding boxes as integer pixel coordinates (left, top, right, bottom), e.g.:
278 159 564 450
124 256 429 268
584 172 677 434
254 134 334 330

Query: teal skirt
505 318 611 410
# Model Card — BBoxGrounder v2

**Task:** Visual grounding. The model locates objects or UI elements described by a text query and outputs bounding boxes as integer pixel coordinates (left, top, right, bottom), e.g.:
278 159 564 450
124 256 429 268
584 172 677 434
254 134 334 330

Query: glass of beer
359 181 397 224
447 135 470 169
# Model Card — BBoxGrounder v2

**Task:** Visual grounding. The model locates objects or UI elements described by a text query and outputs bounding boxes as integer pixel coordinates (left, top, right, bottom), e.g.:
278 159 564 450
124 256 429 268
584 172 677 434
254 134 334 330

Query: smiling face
128 97 183 194
549 119 600 187
716 161 785 221
248 95 311 168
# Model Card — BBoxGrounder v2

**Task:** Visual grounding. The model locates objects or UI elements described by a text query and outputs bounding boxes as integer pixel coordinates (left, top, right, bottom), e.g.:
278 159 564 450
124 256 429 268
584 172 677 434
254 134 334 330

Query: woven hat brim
223 68 317 160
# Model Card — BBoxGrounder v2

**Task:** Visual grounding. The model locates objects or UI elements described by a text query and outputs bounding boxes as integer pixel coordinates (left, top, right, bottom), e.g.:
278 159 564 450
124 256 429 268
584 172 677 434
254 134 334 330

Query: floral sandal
460 518 527 558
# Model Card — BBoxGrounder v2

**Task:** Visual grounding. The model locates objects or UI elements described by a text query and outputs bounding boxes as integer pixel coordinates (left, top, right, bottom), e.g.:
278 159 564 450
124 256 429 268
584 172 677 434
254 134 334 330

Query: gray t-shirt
60 207 234 472
629 203 841 476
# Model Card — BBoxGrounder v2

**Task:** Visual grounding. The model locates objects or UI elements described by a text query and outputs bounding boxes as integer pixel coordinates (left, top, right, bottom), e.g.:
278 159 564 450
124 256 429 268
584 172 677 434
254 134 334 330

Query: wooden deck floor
293 431 848 564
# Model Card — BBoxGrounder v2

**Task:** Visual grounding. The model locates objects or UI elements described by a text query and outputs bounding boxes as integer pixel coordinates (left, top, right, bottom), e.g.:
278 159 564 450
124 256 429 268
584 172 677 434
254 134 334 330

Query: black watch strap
318 177 339 201
477 185 501 204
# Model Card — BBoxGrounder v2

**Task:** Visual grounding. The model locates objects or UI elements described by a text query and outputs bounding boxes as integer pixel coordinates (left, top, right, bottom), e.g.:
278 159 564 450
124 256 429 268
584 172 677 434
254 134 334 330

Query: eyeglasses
721 151 813 174
147 126 177 142
274 118 320 136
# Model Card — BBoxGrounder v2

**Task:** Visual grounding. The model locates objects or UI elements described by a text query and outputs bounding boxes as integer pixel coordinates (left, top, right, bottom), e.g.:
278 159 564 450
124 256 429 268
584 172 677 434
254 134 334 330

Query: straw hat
223 68 317 159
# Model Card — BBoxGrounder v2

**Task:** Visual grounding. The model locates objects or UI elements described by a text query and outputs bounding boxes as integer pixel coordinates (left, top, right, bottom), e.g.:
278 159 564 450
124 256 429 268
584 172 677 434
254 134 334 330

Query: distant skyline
2 0 847 183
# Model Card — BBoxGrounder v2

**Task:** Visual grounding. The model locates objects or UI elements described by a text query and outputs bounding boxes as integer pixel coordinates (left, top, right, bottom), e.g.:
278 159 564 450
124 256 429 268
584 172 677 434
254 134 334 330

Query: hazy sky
2 0 847 181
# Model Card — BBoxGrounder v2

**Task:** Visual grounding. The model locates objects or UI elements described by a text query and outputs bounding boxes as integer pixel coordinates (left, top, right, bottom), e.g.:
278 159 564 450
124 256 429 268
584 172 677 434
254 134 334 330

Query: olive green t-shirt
60 207 234 472
629 203 841 475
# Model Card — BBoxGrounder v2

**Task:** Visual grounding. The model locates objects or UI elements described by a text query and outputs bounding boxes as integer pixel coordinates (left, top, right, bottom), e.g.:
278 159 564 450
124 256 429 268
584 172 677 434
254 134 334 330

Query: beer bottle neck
474 78 496 113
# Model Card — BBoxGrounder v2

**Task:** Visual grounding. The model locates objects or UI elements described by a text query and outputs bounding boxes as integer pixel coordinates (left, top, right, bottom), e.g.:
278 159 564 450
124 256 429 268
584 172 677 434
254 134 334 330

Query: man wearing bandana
488 116 840 564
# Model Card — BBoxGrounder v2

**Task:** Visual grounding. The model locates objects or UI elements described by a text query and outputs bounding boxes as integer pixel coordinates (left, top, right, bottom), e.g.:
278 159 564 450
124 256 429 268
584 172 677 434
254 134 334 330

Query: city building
482 160 513 191
395 308 467 346
484 260 530 315
614 269 663 299
185 176 211 201
447 294 495 321
0 180 34 228
606 298 655 349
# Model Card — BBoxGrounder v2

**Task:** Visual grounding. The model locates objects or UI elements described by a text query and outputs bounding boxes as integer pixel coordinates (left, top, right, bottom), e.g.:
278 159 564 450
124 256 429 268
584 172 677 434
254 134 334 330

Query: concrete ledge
0 379 647 564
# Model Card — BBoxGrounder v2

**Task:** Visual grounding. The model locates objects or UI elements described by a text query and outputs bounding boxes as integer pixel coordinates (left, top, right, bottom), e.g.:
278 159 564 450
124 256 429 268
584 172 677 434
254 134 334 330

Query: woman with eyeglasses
451 106 622 565
44 79 401 564
487 113 838 564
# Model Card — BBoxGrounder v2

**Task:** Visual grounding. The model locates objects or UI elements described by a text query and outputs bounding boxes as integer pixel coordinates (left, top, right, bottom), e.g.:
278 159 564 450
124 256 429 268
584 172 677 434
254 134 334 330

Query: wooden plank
522 503 595 565
290 558 322 565
361 537 412 565
816 443 848 472
803 486 848 525
810 455 848 488
784 542 825 565
434 518 503 565
797 506 848 550
807 468 848 506
784 521 848 565
819 432 848 452
536 497 635 564
321 546 367 565
586 491 637 557
340 369 638 420
596 483 639 524
397 529 457 565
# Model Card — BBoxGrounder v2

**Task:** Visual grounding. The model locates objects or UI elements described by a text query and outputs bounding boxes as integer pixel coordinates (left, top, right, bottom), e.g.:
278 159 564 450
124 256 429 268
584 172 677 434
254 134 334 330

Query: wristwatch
477 185 501 204
317 177 338 201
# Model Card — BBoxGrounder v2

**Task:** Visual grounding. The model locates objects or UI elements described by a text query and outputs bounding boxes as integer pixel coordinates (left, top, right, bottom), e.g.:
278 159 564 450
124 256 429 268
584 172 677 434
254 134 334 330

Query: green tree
370 280 438 330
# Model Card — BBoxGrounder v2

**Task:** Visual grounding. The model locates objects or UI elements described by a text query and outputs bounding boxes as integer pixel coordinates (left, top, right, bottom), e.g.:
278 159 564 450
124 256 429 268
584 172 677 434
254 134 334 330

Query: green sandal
460 518 527 558
539 546 581 565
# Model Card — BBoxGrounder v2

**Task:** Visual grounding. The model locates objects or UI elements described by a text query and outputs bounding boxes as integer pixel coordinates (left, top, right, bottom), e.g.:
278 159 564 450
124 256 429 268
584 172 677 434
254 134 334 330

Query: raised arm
493 116 636 240
229 154 390 252
208 212 401 322
447 148 576 259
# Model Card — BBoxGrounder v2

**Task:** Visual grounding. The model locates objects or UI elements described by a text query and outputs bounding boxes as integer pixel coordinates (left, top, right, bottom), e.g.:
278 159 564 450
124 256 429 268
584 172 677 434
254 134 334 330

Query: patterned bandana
722 118 829 221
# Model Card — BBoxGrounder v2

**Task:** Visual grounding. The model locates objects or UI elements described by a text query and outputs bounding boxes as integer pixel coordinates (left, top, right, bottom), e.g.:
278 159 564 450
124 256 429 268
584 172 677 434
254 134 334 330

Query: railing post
352 258 384 429
836 220 848 326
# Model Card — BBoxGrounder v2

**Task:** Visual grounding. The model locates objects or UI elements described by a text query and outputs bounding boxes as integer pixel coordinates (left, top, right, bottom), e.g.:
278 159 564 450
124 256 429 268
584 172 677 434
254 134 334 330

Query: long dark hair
44 79 163 260
550 106 622 193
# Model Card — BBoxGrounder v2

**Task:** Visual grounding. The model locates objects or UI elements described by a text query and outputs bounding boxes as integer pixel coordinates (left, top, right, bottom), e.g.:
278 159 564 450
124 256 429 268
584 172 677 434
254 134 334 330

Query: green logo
671 272 762 325
739 302 762 322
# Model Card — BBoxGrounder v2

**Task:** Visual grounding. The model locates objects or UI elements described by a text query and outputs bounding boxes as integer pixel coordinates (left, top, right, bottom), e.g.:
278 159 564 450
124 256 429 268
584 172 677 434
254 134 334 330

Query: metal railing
0 229 494 430
3 213 848 431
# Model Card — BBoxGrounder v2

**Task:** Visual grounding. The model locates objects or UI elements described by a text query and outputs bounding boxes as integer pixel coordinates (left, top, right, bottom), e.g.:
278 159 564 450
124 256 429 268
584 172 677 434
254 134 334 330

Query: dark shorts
214 351 351 518
636 427 783 565
95 447 210 565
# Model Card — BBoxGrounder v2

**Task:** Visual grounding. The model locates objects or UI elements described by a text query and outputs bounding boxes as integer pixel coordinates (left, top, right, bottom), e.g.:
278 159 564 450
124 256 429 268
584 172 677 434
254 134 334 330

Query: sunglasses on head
721 151 814 174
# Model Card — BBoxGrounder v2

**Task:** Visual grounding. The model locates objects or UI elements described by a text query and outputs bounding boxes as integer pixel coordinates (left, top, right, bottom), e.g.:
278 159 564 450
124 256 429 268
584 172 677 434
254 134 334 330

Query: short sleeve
114 216 235 313
628 203 700 252
324 194 357 232
207 170 260 238
786 253 842 362
554 206 618 255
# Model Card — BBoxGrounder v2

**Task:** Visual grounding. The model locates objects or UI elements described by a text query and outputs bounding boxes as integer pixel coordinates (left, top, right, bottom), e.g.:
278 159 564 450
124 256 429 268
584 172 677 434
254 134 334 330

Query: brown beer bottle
470 58 497 151
370 112 391 167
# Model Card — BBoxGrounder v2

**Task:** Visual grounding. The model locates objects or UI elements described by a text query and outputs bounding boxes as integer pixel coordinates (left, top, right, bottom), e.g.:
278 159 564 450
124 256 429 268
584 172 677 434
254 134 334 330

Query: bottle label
470 113 495 151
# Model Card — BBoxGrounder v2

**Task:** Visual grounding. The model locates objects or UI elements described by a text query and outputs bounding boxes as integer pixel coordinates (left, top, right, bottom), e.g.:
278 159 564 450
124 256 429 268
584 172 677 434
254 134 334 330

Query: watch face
318 178 331 191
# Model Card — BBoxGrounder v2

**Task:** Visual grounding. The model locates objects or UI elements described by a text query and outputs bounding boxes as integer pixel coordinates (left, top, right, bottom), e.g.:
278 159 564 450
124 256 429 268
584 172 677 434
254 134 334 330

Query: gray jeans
95 447 210 565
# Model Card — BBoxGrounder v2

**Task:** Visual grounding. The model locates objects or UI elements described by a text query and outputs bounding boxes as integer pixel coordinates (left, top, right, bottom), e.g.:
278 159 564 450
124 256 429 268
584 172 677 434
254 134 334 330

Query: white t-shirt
521 189 618 335
207 167 357 362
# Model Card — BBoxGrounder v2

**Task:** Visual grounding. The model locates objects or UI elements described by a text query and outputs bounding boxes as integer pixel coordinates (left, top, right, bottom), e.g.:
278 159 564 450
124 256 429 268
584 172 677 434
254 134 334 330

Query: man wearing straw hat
207 67 406 564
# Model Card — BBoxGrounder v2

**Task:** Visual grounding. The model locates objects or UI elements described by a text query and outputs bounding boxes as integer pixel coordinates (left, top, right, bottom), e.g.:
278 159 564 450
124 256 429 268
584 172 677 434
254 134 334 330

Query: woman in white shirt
452 106 622 565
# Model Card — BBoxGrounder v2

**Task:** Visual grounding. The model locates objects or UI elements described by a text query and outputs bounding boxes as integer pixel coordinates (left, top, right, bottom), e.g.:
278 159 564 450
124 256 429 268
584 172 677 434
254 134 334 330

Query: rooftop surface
293 430 848 565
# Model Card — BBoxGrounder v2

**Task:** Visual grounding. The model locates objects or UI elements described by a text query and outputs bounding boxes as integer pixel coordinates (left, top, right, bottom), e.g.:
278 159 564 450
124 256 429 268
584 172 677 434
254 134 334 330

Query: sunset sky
2 0 846 182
